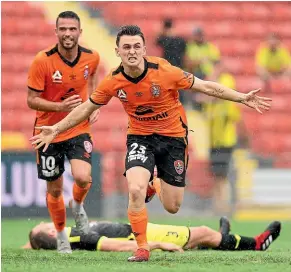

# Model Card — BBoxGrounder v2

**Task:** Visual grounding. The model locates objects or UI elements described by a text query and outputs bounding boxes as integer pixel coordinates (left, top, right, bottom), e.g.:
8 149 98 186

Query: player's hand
59 95 82 112
160 242 184 253
242 89 272 114
29 125 58 152
89 109 100 125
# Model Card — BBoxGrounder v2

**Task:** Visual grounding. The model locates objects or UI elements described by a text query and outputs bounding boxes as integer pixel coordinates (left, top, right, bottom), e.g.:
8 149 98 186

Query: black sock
214 234 256 251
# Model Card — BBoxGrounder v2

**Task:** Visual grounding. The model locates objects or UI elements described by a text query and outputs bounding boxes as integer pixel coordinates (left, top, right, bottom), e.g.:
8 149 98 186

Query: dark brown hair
56 11 80 27
116 25 145 46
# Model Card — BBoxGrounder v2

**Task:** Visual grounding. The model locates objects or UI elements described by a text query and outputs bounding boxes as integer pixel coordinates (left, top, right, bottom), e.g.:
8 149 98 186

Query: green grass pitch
2 217 291 272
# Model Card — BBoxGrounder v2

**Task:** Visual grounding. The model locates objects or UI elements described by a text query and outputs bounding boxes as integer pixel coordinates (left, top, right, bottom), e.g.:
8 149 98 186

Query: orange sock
73 182 91 204
128 207 149 250
153 178 161 197
46 193 66 232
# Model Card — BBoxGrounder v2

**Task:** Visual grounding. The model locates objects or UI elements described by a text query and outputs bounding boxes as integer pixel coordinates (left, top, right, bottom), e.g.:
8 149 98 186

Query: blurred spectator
156 18 187 68
199 65 249 215
185 27 220 80
256 33 291 90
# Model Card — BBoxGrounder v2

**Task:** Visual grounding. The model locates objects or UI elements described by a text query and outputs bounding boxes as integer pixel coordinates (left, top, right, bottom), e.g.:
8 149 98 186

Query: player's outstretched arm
30 99 100 151
99 238 183 252
191 77 272 114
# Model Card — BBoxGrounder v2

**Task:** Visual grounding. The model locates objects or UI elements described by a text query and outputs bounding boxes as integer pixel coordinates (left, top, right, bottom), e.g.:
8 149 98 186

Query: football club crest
84 65 89 80
174 160 184 175
84 141 93 153
150 83 161 97
52 70 62 83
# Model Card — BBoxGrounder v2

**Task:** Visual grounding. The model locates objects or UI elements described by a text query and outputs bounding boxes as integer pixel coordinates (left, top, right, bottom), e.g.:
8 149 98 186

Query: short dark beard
59 39 77 50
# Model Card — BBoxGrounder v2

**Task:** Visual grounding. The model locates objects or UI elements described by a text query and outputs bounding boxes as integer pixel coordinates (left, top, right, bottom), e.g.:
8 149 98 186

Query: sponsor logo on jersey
174 160 184 175
52 70 63 83
135 106 154 116
117 89 128 102
133 112 169 121
61 88 76 100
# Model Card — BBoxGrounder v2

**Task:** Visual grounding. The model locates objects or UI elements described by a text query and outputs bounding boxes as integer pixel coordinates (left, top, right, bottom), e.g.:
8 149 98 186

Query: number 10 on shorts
128 143 148 163
41 155 59 178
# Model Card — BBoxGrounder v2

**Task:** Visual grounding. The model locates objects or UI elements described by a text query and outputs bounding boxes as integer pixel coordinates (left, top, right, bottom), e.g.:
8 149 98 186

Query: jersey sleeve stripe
189 76 195 88
96 236 107 251
89 97 106 106
69 236 81 243
28 86 44 93
183 227 191 248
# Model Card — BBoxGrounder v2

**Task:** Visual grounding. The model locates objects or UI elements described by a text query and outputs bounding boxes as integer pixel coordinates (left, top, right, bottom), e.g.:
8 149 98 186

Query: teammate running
27 11 100 253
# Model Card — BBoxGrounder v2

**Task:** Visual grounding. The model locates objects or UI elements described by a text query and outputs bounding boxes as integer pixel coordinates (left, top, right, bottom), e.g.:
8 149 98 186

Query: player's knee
73 173 91 187
47 187 63 198
164 202 181 214
128 184 146 202
199 226 212 238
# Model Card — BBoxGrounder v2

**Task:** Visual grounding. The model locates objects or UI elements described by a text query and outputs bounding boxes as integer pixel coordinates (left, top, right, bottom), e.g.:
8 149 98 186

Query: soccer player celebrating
30 25 272 261
27 11 100 253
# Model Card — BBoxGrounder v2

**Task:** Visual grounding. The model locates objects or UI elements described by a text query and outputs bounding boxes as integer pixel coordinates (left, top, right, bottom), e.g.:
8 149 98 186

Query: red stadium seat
252 132 291 155
270 78 291 93
2 53 35 73
1 2 45 19
208 22 234 39
265 94 291 112
239 22 268 39
239 3 271 21
216 40 258 57
223 58 256 76
2 92 29 111
206 3 240 20
269 22 291 39
236 76 263 92
275 153 291 168
271 3 291 21
2 72 28 92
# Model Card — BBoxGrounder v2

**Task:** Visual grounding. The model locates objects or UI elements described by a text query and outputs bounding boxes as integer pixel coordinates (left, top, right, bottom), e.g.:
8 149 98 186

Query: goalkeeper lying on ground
23 215 281 252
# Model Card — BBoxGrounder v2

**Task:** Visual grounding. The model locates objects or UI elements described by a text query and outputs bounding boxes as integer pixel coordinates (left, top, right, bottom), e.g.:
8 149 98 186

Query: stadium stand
2 1 291 165
83 1 291 169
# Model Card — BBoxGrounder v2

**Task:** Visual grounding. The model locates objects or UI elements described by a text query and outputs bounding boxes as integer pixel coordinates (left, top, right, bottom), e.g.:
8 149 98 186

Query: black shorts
210 147 233 178
124 134 188 187
37 133 93 181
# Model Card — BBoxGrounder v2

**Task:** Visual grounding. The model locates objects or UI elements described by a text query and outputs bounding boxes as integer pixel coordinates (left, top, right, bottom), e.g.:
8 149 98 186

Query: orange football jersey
28 44 100 143
90 56 194 137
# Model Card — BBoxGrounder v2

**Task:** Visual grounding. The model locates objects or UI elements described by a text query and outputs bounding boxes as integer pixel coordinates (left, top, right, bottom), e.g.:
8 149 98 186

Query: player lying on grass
23 216 281 252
